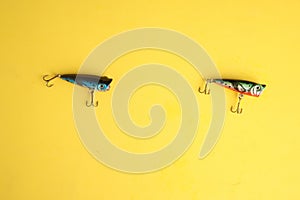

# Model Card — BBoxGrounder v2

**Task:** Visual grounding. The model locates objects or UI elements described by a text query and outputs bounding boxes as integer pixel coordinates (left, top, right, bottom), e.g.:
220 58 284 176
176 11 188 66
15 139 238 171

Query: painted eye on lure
199 79 266 114
43 74 113 107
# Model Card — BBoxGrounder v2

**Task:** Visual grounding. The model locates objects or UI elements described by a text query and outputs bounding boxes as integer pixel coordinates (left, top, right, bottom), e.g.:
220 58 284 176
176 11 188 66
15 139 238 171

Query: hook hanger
43 74 60 87
231 93 243 114
86 90 98 107
198 79 211 95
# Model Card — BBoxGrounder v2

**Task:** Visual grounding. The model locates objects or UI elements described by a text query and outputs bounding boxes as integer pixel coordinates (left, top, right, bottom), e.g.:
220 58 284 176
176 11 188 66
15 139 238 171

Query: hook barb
231 93 243 114
43 74 60 87
86 90 98 107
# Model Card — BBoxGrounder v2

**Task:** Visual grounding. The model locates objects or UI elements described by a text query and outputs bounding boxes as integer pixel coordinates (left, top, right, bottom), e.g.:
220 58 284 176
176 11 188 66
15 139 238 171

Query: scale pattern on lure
59 74 112 91
43 74 113 107
199 79 266 114
208 79 266 97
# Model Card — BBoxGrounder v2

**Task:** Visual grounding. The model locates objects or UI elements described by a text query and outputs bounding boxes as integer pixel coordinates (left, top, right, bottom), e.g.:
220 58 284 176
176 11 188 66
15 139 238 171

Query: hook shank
198 79 211 95
231 93 243 114
86 90 98 107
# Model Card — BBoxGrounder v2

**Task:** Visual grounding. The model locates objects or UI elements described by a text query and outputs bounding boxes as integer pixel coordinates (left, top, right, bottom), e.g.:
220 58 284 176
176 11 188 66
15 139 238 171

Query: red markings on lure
199 79 266 114
210 79 266 97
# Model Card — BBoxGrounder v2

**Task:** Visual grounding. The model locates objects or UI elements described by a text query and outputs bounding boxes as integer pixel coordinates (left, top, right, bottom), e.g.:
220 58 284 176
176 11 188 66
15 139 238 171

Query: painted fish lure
43 74 113 107
199 79 266 114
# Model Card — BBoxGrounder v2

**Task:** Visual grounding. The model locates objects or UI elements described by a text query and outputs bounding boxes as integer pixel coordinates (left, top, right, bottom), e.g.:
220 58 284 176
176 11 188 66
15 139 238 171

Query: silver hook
43 74 60 87
231 93 243 114
198 79 211 95
86 90 98 107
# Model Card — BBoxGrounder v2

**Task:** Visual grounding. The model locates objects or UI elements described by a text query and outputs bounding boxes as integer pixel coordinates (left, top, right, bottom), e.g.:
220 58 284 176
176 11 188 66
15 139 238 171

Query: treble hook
198 79 211 95
231 93 243 114
43 74 60 87
86 90 98 107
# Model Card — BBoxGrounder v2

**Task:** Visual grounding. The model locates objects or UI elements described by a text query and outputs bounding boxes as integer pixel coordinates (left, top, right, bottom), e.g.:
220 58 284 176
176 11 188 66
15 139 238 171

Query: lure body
43 73 113 107
59 74 112 91
199 78 266 114
208 79 266 97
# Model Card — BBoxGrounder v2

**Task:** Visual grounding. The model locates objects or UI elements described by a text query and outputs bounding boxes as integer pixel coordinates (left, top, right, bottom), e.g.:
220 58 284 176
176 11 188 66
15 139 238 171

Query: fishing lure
43 74 113 107
199 79 266 114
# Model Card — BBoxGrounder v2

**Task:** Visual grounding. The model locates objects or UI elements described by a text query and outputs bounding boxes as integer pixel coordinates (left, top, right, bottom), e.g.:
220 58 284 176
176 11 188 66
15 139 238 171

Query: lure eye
250 84 263 96
255 85 261 91
97 84 106 90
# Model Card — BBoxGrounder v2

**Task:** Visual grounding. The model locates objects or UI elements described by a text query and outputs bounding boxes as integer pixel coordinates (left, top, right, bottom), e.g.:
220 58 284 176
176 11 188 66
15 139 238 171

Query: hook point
231 94 243 114
86 90 98 107
43 74 59 87
198 83 210 95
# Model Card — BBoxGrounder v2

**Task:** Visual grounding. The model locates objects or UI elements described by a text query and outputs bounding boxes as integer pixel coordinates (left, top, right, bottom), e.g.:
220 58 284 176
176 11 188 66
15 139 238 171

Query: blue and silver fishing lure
43 74 113 107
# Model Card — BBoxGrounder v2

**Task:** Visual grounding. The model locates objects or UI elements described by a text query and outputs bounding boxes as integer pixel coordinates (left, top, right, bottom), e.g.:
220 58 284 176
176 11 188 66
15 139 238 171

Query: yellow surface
1 0 300 199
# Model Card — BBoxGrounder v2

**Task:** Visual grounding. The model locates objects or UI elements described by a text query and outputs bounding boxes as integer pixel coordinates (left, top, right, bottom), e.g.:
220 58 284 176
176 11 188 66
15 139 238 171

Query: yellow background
1 0 299 199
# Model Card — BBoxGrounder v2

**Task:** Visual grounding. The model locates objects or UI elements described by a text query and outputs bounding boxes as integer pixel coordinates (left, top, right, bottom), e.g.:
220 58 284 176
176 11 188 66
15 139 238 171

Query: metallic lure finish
59 74 112 91
208 79 266 97
43 73 113 107
199 78 266 114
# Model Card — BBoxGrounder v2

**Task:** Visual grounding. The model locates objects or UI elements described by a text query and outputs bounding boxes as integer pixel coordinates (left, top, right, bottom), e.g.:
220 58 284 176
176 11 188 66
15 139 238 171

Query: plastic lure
43 74 113 107
199 79 266 114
